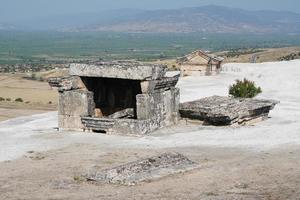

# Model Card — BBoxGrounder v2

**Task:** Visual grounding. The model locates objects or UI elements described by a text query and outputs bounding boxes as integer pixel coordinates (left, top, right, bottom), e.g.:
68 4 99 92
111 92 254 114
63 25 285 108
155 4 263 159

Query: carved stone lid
70 61 167 80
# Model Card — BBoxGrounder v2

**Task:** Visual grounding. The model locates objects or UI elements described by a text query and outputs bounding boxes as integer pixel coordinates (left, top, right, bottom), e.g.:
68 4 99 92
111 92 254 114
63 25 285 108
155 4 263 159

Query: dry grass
147 59 179 70
154 47 300 68
0 74 58 105
223 46 300 63
0 74 58 121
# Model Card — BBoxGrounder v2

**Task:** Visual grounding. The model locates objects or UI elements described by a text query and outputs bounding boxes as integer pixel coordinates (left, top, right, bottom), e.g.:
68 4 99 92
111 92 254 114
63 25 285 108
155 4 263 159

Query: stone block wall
49 62 180 135
58 90 95 130
136 87 180 128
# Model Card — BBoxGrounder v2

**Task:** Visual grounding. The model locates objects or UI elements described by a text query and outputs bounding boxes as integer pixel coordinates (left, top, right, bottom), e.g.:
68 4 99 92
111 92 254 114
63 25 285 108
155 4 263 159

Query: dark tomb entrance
81 77 142 118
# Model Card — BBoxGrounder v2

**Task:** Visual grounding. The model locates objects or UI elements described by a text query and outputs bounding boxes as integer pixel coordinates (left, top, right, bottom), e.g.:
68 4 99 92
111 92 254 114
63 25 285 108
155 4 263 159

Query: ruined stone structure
177 50 224 76
48 61 180 135
180 96 279 126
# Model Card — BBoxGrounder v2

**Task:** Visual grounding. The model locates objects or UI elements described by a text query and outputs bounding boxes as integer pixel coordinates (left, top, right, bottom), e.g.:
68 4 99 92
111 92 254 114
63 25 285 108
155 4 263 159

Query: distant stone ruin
180 96 279 126
48 61 180 135
85 152 198 186
177 50 224 76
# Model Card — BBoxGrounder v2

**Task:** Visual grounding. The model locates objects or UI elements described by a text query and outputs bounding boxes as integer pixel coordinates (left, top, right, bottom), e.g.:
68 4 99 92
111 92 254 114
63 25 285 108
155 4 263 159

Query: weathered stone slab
58 115 84 131
48 77 62 88
169 88 181 125
136 88 180 126
112 118 160 135
81 117 160 135
58 90 95 130
81 117 116 133
59 90 95 117
108 108 135 119
48 76 85 92
179 96 279 126
85 152 198 185
136 94 154 120
70 62 167 80
140 76 180 93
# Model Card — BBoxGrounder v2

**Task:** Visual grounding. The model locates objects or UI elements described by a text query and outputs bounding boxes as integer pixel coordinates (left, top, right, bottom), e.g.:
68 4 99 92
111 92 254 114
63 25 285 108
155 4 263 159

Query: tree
229 78 262 98
15 98 24 102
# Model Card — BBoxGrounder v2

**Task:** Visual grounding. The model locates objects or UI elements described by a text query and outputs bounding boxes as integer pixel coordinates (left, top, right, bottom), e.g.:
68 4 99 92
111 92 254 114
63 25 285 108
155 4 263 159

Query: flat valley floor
1 60 300 200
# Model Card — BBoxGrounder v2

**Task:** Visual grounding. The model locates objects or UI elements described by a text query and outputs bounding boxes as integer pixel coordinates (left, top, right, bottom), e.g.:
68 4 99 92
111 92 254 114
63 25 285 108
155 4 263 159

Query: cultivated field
1 31 300 64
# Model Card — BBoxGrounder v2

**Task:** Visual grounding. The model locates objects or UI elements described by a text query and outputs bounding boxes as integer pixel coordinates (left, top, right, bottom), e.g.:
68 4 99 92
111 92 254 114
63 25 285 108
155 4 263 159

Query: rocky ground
1 144 300 200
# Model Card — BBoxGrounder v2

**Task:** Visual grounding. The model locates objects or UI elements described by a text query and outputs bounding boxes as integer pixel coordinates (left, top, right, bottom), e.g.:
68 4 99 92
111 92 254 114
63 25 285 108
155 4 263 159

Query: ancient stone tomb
179 96 279 126
48 62 180 135
177 50 224 76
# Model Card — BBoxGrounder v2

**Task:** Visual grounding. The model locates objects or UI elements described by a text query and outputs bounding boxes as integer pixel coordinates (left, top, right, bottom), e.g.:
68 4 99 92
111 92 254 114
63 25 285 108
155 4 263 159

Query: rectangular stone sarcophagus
48 61 180 135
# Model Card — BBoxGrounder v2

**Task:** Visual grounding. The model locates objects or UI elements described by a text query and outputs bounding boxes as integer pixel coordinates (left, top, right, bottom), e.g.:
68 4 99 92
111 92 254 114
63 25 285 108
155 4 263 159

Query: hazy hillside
0 23 16 30
12 9 144 31
2 5 300 34
72 5 300 34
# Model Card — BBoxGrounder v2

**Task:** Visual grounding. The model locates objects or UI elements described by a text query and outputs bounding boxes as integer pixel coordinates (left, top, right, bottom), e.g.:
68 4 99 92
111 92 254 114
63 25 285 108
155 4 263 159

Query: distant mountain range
2 5 300 34
0 23 16 30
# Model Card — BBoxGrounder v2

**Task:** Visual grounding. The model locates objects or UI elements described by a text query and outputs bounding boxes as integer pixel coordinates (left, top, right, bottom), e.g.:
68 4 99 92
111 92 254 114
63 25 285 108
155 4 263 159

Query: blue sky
1 0 299 22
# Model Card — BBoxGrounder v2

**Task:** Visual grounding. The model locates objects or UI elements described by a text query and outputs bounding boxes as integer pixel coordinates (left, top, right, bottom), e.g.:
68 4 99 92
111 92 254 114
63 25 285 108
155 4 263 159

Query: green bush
38 76 44 82
15 98 24 102
6 98 11 101
229 78 262 98
0 97 5 101
31 73 37 80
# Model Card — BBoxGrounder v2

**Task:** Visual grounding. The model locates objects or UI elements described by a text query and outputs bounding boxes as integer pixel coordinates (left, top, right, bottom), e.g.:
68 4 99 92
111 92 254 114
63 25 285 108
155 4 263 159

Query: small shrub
0 97 5 101
15 98 24 102
38 76 44 82
229 78 262 98
31 73 37 80
73 175 84 182
48 101 52 104
6 98 11 101
73 176 80 181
